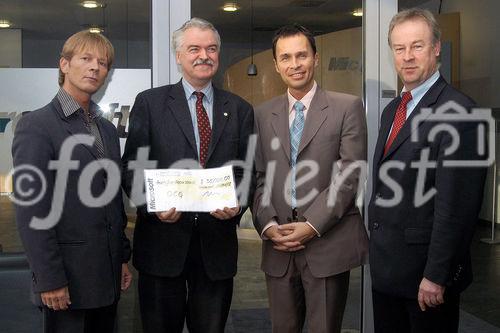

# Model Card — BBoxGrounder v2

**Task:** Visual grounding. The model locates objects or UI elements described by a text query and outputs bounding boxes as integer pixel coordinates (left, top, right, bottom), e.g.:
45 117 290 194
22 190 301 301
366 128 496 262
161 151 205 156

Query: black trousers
372 289 460 333
138 228 233 333
42 302 117 333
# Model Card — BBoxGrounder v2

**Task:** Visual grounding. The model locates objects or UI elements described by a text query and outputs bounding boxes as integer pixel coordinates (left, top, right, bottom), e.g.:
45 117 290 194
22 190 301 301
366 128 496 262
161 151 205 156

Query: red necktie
384 91 412 155
194 91 211 167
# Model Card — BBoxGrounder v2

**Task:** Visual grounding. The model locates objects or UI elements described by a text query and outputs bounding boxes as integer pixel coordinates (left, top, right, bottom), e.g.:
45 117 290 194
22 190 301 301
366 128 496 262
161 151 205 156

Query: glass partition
191 0 364 331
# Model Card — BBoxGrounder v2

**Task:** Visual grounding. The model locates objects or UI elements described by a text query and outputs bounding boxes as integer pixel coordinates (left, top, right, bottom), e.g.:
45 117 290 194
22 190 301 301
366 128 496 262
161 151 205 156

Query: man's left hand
418 277 445 311
121 263 132 291
271 222 316 251
211 206 240 220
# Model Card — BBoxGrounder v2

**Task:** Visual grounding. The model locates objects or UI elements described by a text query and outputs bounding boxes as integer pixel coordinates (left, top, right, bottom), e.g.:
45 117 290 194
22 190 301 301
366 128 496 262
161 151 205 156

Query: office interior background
0 0 499 332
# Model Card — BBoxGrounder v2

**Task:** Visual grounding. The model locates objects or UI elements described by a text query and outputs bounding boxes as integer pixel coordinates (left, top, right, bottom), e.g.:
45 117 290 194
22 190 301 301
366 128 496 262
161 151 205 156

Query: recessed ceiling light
89 27 104 34
222 2 240 12
352 8 363 17
0 20 11 28
81 1 104 9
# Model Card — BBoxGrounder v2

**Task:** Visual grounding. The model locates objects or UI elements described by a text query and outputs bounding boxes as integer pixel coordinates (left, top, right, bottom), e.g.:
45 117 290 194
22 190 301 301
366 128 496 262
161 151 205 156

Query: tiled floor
2 196 500 332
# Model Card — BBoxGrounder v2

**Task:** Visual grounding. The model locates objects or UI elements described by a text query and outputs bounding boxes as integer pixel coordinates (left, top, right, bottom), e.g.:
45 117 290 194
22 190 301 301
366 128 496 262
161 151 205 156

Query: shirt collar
287 81 317 113
56 88 102 119
182 78 214 103
402 70 440 100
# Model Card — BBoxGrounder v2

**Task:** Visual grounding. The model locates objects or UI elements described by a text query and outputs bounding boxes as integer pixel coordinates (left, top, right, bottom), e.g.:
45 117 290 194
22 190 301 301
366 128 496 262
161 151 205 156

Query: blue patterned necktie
290 101 305 207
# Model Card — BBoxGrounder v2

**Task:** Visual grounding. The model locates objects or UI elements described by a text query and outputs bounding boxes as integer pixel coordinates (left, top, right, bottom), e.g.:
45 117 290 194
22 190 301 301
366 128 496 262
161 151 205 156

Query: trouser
138 227 233 333
372 289 460 333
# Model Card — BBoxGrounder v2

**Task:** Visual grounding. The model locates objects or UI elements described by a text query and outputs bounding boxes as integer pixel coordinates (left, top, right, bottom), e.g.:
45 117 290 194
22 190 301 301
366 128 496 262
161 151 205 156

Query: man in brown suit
252 24 369 333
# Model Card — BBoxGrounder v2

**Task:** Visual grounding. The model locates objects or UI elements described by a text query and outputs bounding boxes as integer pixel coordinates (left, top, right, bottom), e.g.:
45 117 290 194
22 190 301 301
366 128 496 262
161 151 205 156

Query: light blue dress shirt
404 70 441 119
181 79 214 154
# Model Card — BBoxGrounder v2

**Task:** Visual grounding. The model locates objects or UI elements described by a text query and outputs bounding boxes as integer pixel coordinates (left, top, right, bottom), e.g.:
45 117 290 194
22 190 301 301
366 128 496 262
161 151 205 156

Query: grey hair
388 8 441 46
172 17 221 52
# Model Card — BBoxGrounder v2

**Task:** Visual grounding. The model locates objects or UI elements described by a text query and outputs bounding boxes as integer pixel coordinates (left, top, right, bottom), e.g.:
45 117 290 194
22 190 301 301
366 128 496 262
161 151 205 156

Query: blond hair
388 8 441 46
58 30 114 86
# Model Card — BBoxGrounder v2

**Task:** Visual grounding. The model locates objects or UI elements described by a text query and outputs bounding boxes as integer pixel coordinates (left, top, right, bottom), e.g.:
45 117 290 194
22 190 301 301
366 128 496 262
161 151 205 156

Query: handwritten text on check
144 165 237 212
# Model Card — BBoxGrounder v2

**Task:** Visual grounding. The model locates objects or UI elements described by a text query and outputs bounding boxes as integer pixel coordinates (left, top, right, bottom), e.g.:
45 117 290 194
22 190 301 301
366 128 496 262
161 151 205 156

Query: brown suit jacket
252 87 369 278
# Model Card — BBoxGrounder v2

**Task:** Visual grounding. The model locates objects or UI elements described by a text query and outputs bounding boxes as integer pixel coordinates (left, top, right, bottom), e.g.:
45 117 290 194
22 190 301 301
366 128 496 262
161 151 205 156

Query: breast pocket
57 240 87 247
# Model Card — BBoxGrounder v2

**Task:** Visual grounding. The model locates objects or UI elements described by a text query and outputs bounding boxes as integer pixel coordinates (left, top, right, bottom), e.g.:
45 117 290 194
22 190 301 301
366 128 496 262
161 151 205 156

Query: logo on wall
102 103 130 138
0 103 131 139
328 57 362 72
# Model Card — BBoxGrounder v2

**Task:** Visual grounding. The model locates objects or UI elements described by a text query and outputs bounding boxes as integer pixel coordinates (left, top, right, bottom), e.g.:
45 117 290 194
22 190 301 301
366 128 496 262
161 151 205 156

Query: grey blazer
12 97 131 309
253 87 369 278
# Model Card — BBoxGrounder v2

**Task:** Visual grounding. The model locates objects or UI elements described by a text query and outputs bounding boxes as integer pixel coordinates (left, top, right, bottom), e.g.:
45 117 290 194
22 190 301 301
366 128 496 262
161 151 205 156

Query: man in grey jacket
12 30 131 333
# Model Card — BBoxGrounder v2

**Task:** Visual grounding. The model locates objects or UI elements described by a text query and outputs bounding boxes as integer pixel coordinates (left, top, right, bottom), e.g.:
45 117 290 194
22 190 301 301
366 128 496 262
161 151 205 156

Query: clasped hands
264 222 317 252
155 206 240 223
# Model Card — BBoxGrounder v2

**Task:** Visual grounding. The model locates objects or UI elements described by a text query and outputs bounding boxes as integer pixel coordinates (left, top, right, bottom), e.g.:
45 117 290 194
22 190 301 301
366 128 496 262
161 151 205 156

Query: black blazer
12 97 131 309
122 80 254 280
368 76 487 298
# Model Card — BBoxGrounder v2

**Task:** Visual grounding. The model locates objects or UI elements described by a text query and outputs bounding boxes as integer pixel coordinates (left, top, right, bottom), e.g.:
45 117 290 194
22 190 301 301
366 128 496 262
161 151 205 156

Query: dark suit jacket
12 97 131 309
121 80 254 281
368 76 487 298
253 88 369 278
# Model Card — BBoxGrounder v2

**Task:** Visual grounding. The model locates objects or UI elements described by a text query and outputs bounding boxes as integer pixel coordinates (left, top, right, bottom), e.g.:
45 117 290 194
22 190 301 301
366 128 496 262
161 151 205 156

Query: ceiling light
222 3 240 12
352 8 363 17
89 27 104 34
247 0 257 76
81 1 104 9
0 20 11 28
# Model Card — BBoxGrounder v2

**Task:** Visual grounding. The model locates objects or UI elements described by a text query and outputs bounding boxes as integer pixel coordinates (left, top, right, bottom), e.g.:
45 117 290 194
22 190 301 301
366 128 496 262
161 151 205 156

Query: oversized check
144 165 238 212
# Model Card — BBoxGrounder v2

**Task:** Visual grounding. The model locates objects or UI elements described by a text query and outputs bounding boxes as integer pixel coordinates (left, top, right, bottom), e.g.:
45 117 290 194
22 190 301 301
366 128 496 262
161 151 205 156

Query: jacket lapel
271 95 291 161
168 81 198 157
53 97 100 160
96 118 113 158
298 88 328 156
381 76 447 161
206 86 229 164
374 98 399 165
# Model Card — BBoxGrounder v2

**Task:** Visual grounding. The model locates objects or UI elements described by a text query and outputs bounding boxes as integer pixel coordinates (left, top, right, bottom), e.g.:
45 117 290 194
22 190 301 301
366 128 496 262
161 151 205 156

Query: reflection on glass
191 1 363 331
0 0 150 68
406 0 500 329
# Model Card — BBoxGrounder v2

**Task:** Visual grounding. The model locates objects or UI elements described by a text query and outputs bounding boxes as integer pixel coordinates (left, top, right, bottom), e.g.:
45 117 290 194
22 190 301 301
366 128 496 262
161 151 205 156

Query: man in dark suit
368 8 487 333
12 30 132 333
121 18 254 333
252 25 368 333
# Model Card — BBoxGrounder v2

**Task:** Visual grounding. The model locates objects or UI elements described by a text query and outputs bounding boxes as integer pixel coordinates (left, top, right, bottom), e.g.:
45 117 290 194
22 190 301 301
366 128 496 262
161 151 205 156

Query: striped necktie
384 91 412 155
194 91 211 167
290 101 305 207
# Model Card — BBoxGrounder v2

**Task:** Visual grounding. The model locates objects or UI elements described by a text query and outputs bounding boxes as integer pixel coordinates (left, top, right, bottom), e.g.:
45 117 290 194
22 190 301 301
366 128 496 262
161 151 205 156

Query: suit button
107 224 113 231
373 222 379 230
